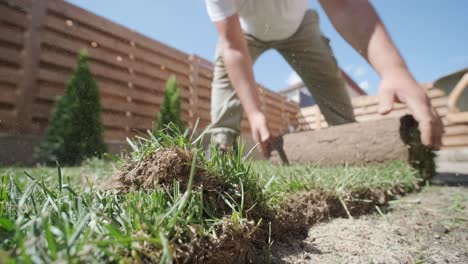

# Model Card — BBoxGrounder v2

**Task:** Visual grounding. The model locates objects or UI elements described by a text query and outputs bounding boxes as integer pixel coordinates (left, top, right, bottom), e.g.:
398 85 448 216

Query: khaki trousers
209 10 355 146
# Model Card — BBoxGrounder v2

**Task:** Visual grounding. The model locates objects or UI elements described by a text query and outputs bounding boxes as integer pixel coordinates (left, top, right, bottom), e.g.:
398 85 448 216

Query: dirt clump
188 218 260 264
104 147 263 263
106 148 223 192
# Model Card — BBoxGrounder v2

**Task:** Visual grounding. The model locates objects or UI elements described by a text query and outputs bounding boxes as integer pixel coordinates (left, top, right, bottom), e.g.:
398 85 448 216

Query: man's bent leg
275 10 355 125
209 36 267 146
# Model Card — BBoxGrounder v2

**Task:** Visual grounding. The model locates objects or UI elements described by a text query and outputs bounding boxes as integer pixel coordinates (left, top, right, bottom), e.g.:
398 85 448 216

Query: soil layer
272 186 468 264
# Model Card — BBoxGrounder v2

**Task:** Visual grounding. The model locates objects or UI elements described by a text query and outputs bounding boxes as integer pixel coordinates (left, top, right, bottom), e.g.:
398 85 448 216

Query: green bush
34 50 106 165
155 75 185 134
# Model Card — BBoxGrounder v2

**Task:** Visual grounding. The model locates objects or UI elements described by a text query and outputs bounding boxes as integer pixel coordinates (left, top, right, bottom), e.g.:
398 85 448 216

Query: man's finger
257 125 272 158
413 105 443 150
252 129 266 157
419 120 433 148
259 125 271 143
419 116 444 150
378 88 395 115
432 134 442 150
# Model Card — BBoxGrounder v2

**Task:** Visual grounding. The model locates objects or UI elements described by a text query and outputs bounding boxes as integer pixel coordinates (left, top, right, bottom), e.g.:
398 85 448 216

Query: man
205 0 443 155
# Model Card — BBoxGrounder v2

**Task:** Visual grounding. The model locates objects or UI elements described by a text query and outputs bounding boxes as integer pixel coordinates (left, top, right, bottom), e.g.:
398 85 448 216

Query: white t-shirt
205 0 308 41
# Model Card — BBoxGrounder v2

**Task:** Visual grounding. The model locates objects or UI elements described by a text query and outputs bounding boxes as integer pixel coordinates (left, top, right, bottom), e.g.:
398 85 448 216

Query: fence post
188 54 200 128
16 0 48 134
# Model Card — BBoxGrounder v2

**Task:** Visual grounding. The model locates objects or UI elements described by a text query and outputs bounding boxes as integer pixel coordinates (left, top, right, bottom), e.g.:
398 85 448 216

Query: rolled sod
271 115 435 178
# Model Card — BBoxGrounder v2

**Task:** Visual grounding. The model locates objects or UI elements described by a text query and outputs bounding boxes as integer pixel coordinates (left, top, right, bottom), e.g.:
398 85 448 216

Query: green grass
0 127 269 263
253 160 421 205
0 126 423 263
1 158 115 187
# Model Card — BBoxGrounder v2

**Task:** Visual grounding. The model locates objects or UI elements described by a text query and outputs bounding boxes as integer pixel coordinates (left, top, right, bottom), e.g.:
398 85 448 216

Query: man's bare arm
319 0 405 79
319 0 443 149
213 14 271 152
214 14 261 115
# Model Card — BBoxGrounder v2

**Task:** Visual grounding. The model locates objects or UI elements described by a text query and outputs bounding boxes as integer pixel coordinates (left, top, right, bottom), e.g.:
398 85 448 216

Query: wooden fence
0 0 299 143
298 84 468 148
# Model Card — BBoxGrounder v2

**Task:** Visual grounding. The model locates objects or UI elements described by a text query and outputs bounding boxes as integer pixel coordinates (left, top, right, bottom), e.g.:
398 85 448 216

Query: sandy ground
272 186 468 264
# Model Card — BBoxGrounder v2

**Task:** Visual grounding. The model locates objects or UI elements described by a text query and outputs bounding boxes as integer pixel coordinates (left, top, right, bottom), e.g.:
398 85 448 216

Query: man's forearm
214 14 263 119
221 45 263 117
320 0 409 78
213 14 271 147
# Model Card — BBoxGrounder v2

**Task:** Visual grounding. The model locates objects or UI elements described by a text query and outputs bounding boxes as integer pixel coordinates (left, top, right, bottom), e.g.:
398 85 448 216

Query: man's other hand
248 111 272 157
378 67 444 150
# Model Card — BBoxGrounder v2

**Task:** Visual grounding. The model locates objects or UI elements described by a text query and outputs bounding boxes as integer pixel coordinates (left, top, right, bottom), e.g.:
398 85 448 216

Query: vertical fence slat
188 55 201 128
126 40 137 137
16 0 48 133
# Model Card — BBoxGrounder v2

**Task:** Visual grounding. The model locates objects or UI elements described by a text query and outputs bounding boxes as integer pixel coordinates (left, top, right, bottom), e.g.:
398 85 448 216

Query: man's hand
378 67 443 149
248 111 272 157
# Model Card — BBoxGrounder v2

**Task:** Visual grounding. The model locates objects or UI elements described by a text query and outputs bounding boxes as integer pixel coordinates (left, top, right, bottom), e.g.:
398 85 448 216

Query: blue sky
66 0 467 95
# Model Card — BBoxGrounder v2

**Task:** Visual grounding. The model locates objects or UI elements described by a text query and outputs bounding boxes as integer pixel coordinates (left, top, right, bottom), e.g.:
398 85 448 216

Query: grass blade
0 217 14 232
126 137 139 152
159 231 172 264
69 213 91 246
45 220 58 260
56 161 62 194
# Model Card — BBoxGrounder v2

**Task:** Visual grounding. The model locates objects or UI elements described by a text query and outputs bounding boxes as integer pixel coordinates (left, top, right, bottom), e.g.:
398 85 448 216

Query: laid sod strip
252 161 422 236
253 160 421 196
0 127 424 263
